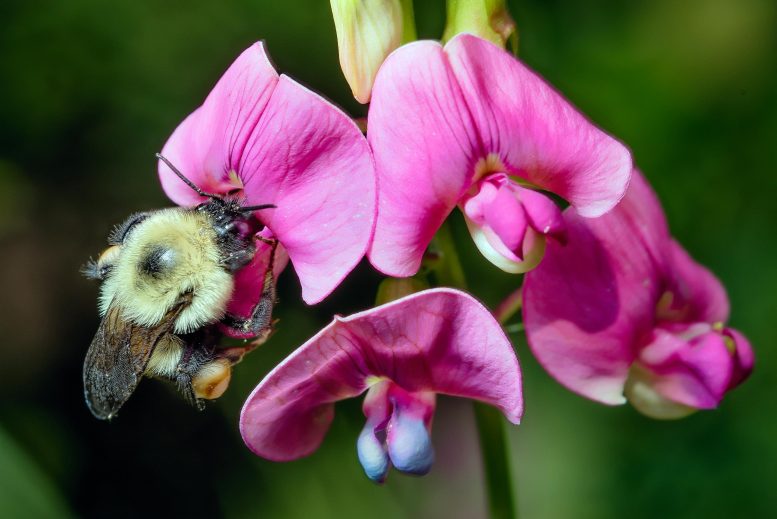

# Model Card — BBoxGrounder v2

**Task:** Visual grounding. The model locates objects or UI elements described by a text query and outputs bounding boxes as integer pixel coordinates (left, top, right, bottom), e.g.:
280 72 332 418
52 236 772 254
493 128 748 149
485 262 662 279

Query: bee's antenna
156 153 219 199
241 204 277 212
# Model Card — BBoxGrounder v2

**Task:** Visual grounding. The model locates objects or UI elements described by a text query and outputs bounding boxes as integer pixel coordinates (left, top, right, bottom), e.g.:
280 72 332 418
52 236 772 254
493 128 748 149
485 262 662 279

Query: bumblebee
82 155 276 420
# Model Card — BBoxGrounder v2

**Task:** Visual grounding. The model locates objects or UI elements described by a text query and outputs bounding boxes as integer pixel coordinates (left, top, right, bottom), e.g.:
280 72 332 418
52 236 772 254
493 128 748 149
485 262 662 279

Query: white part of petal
464 215 546 274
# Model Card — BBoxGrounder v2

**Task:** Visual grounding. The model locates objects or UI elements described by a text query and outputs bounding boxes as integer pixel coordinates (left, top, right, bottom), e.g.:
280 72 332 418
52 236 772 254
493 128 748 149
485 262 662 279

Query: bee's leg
224 247 255 272
221 238 278 343
176 373 206 410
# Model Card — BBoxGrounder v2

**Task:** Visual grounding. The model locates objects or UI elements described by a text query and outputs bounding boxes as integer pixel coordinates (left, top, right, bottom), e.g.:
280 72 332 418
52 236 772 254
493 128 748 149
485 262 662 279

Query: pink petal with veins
367 34 631 276
523 172 669 404
159 42 375 304
240 288 522 461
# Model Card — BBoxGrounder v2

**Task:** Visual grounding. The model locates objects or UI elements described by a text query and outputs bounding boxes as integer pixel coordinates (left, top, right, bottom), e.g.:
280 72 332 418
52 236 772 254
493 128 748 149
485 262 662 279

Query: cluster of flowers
157 1 752 482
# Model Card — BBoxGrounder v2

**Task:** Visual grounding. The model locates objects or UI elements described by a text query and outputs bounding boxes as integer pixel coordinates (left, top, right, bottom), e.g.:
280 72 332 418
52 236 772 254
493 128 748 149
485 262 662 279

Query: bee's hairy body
82 194 277 420
145 334 185 378
98 209 235 334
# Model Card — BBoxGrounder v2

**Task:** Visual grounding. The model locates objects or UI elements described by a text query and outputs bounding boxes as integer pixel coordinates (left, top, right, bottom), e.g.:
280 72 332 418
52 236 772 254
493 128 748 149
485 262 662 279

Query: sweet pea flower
158 42 375 305
523 172 753 419
367 33 632 275
240 288 523 482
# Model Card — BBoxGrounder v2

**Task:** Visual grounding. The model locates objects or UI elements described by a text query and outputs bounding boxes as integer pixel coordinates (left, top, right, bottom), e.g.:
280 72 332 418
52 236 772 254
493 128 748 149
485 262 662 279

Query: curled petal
240 288 522 461
636 328 734 410
160 42 376 304
519 187 566 239
523 172 669 404
386 410 434 475
461 175 565 272
663 240 730 324
465 219 546 274
461 176 529 263
358 382 393 482
446 34 632 217
724 328 754 389
482 182 528 254
357 422 390 483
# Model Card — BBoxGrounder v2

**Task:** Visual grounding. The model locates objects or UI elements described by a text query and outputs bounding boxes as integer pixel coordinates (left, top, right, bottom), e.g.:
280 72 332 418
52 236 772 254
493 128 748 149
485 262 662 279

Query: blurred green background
0 0 775 517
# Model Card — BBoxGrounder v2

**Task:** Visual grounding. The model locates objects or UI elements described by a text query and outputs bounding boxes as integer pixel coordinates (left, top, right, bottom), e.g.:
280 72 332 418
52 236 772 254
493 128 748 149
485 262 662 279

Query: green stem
431 221 518 519
494 287 522 325
430 220 467 289
399 0 417 43
475 403 517 519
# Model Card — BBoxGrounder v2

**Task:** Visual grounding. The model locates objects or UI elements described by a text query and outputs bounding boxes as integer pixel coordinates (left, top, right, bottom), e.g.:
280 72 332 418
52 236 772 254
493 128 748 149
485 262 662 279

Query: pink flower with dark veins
367 33 631 275
239 288 523 482
159 42 376 306
523 171 753 418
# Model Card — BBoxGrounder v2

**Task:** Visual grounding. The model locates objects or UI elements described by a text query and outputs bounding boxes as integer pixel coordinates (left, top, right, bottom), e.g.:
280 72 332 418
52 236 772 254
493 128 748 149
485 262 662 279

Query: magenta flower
158 42 376 305
523 172 753 418
367 34 632 275
240 288 523 481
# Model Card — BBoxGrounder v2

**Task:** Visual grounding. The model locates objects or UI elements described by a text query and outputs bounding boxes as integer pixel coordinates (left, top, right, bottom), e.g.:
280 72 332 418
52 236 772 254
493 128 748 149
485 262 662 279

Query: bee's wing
83 301 185 420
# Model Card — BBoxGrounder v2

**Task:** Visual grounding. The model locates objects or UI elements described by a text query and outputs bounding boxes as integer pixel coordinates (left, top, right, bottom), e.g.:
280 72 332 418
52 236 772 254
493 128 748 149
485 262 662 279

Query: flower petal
240 288 522 461
523 172 670 404
445 34 632 217
387 410 434 476
518 187 566 238
236 75 375 304
159 42 279 205
724 328 754 389
638 329 734 409
367 41 481 277
160 42 376 304
483 183 528 254
665 240 730 324
357 424 390 482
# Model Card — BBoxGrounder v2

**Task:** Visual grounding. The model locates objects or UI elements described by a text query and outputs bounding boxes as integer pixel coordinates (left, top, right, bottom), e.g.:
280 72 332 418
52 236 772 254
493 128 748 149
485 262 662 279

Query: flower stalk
431 220 518 519
494 287 522 325
399 0 417 42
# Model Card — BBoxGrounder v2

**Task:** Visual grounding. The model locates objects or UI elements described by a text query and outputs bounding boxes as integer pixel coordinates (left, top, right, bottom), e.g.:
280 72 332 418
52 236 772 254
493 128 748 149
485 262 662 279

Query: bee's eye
108 212 149 245
139 247 176 278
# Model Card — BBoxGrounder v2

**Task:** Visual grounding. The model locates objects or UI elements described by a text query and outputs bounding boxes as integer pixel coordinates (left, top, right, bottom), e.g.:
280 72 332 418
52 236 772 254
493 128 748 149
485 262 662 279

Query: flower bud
442 0 516 49
330 0 407 103
460 173 565 274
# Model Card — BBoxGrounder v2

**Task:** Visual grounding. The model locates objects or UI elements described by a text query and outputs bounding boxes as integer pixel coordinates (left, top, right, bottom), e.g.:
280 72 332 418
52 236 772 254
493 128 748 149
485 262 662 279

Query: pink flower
240 288 523 482
158 42 376 305
367 34 631 275
523 172 753 418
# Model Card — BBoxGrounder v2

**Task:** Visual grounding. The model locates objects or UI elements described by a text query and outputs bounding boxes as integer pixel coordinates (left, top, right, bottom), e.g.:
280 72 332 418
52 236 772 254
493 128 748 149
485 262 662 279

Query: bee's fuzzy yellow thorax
99 209 234 333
